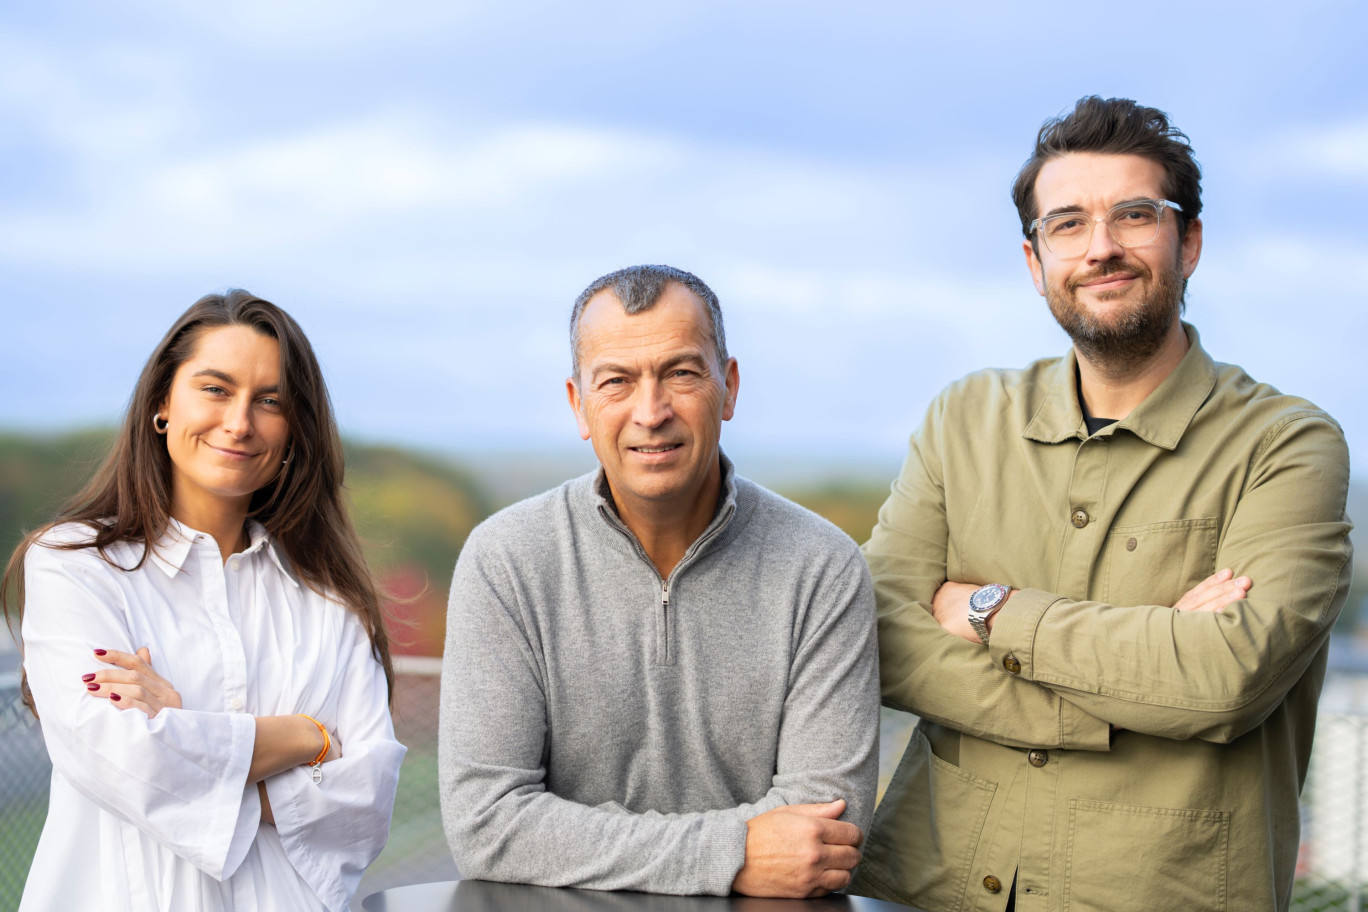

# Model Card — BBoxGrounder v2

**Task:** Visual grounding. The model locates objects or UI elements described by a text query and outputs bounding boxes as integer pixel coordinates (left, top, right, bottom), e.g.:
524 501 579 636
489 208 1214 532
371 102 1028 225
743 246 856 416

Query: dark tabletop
361 881 924 912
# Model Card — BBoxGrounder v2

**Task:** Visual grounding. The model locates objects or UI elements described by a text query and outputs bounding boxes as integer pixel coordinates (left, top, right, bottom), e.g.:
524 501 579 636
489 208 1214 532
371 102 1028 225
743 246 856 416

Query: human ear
566 378 591 440
721 359 739 422
1023 240 1046 297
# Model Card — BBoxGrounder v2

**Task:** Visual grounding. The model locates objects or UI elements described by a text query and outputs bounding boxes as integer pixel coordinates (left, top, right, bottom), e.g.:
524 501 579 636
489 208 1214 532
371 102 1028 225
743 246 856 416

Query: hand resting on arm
83 646 342 823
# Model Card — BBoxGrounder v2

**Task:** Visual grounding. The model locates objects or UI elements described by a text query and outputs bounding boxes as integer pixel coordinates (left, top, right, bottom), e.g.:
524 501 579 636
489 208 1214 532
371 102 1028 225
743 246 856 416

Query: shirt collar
148 518 298 586
1023 322 1217 451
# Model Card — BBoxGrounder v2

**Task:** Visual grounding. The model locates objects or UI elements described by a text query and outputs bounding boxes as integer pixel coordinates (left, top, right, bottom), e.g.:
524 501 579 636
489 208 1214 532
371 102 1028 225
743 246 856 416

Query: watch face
970 584 1008 613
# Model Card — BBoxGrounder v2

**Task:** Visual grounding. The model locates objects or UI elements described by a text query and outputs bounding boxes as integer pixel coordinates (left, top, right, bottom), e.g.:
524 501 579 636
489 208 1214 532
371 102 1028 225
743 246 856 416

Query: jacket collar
1022 322 1217 451
149 517 297 585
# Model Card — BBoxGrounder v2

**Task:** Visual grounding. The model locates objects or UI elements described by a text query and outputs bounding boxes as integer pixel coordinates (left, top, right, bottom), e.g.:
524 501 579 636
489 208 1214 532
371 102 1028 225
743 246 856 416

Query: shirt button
229 698 244 711
228 557 240 570
1028 749 1049 767
983 875 1002 893
1003 655 1021 674
1071 509 1090 528
1126 537 1138 551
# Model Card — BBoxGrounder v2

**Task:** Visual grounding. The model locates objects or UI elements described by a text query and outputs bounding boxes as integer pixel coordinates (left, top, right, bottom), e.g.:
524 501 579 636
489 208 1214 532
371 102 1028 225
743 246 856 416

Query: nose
221 396 255 439
1084 216 1126 264
631 378 673 429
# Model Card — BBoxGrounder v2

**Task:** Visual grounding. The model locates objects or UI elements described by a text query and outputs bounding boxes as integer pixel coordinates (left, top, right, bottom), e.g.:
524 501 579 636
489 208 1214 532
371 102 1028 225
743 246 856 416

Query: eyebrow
589 352 709 382
1042 197 1156 219
191 369 279 395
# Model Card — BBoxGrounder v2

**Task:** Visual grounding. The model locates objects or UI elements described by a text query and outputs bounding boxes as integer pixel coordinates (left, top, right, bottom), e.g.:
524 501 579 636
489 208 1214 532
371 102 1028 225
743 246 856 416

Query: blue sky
2 0 1365 479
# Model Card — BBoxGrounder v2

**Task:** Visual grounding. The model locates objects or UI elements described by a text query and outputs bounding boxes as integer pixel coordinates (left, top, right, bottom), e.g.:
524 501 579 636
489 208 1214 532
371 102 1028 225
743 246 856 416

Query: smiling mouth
630 444 682 454
209 444 258 458
1083 274 1137 287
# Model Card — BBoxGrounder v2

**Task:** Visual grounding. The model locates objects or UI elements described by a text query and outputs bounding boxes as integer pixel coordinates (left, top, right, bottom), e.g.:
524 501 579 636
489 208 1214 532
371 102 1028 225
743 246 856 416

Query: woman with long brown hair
3 290 405 911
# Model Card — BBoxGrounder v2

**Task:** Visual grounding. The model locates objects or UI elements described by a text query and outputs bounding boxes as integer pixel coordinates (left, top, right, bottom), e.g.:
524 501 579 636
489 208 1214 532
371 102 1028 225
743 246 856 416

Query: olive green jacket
851 326 1353 912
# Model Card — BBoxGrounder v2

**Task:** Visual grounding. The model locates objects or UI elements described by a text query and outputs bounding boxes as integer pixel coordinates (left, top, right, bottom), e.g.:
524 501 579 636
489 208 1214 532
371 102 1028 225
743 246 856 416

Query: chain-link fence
4 656 1368 911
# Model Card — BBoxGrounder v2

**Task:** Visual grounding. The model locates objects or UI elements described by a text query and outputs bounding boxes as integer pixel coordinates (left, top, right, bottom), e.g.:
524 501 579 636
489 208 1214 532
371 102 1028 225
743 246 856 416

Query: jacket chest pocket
1105 517 1217 609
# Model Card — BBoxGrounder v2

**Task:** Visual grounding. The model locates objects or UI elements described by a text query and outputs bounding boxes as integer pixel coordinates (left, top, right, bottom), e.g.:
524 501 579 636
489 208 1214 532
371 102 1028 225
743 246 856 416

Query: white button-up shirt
20 520 406 912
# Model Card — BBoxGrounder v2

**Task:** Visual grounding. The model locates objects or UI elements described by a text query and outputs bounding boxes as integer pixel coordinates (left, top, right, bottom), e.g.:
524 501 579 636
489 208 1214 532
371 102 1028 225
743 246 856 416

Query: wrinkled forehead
577 287 717 375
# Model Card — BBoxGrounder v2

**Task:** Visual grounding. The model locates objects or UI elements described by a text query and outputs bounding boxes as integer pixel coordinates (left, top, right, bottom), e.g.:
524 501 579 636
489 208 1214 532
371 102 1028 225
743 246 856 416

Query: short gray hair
569 265 728 378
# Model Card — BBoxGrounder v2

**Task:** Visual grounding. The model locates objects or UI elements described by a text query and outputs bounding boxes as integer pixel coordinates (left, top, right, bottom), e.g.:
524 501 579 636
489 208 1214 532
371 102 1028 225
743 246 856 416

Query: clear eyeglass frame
1029 198 1183 256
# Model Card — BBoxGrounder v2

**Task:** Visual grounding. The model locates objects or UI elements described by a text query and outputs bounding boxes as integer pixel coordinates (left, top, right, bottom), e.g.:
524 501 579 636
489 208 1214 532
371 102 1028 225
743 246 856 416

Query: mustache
1067 259 1152 292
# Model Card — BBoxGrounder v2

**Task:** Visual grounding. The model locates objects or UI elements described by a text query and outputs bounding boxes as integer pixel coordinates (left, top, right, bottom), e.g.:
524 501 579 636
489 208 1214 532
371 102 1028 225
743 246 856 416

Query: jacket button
1003 655 1021 674
1071 509 1089 528
1028 749 1049 767
1126 537 1138 551
983 875 1002 893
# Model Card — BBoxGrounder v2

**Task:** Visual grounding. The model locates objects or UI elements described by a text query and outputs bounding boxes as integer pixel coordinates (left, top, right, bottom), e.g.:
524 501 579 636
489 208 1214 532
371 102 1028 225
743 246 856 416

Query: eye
1113 205 1158 226
201 384 228 396
258 396 282 409
1046 215 1087 236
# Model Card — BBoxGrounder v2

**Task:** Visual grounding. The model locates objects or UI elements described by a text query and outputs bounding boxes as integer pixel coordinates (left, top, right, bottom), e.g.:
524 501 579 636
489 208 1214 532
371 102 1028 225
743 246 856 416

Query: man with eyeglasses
849 97 1352 912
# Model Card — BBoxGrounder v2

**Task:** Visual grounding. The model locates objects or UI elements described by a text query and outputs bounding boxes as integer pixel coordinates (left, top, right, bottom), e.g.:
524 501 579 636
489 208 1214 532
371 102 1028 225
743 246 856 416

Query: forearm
990 574 1350 742
877 588 1113 749
248 714 327 783
442 763 755 894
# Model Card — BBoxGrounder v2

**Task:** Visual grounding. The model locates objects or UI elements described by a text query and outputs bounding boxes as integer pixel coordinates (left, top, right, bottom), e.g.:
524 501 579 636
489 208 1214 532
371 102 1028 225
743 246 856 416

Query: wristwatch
967 583 1011 647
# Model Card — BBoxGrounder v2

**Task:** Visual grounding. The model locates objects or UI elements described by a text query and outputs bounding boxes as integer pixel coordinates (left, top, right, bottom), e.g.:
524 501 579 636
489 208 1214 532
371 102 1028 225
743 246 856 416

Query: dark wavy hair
1012 96 1203 250
3 289 394 712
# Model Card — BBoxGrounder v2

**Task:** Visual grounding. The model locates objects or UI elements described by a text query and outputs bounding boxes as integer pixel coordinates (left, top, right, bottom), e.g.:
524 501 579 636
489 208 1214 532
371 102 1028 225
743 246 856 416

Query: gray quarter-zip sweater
438 455 879 895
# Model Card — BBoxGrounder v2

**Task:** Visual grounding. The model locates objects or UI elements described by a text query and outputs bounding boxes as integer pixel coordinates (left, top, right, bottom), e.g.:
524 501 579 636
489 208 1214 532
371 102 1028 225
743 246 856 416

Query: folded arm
21 546 261 880
438 539 879 897
865 402 1113 752
983 414 1352 742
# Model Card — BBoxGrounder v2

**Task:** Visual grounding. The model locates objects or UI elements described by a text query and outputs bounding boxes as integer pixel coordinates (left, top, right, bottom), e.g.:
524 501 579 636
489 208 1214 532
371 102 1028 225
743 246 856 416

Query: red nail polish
110 693 122 702
93 649 108 656
82 673 96 682
86 683 99 691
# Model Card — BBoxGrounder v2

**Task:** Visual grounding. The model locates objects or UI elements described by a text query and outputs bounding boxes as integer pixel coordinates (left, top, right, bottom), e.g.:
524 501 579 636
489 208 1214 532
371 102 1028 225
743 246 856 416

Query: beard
1046 257 1186 374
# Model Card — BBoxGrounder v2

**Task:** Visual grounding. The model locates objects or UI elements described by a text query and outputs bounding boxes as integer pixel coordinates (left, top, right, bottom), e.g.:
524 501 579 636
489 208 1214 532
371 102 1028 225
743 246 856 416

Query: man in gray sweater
439 264 880 898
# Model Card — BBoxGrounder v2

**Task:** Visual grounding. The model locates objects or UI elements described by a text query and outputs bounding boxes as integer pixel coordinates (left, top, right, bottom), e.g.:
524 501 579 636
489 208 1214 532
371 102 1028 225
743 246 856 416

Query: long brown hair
2 290 394 711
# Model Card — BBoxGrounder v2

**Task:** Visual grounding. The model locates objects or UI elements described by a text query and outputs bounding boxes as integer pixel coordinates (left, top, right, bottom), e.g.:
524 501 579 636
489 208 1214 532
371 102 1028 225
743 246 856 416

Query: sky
2 0 1365 480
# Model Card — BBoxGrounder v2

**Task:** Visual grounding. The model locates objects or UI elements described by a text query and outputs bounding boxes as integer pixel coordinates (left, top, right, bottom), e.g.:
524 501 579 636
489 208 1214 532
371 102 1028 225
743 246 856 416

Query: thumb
136 646 152 665
788 799 846 819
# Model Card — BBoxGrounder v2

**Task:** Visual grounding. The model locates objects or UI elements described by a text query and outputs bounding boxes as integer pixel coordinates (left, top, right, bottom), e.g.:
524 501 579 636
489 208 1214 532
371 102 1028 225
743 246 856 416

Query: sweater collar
1021 322 1217 450
591 450 740 557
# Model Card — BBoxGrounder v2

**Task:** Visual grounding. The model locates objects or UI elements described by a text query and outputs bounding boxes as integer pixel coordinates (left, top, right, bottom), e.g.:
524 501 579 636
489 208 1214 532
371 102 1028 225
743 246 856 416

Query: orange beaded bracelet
298 714 330 783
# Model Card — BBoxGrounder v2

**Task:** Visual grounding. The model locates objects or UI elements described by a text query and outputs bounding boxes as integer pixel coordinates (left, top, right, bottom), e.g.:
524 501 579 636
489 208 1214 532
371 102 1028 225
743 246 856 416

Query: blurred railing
4 654 1368 912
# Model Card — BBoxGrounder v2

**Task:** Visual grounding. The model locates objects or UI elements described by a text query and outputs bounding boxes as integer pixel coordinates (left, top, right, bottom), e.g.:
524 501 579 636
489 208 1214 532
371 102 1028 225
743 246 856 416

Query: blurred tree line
4 431 1362 655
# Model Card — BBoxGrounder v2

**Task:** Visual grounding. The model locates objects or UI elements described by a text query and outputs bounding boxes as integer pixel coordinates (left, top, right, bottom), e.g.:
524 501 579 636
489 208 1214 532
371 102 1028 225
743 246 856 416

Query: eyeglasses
1029 199 1183 257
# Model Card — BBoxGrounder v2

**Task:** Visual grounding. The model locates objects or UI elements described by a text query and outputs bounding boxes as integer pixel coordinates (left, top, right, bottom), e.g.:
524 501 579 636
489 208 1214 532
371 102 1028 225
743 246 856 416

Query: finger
107 690 161 718
1183 579 1252 613
1172 569 1233 610
136 647 152 665
93 648 146 671
818 844 862 870
816 869 853 893
816 819 864 847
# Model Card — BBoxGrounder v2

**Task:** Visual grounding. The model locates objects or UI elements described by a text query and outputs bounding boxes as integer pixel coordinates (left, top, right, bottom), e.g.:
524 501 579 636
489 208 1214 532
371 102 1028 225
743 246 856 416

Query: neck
610 466 723 580
1076 321 1189 421
170 499 251 564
